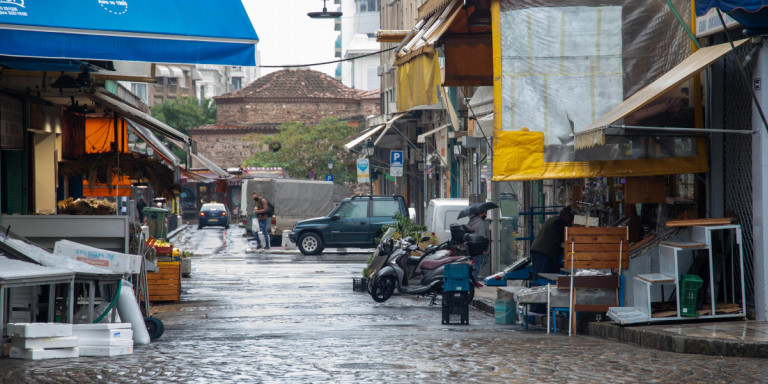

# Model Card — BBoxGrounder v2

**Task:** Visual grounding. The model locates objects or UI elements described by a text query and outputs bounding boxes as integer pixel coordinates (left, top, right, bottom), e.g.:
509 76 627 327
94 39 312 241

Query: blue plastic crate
444 263 470 280
444 276 471 292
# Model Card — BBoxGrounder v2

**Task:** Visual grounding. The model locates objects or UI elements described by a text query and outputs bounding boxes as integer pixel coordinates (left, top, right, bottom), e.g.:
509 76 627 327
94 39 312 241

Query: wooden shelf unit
610 225 746 324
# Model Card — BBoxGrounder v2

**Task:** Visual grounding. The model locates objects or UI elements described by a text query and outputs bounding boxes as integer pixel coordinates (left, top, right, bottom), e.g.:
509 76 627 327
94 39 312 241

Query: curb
471 297 495 316
586 321 768 358
167 224 188 240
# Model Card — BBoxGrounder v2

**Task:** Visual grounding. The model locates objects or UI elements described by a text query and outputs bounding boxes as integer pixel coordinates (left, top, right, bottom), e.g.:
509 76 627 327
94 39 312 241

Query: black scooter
369 235 476 304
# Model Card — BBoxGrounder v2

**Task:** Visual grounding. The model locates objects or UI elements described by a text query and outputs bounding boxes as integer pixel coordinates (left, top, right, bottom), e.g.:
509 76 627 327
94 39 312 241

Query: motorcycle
369 235 476 304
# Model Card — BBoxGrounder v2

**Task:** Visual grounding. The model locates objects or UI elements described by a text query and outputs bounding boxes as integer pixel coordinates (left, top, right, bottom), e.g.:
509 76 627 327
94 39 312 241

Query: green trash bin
680 274 703 317
144 207 170 240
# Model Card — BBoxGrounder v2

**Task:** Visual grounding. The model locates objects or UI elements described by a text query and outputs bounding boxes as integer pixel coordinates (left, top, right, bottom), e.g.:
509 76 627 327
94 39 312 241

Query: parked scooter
369 235 476 304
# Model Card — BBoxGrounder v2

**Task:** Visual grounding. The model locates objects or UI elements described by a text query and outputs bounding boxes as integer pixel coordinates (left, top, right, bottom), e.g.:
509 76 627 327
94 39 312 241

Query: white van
425 198 469 244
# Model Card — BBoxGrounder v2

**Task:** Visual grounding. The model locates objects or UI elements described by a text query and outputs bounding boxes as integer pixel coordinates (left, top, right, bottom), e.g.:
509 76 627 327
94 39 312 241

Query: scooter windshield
379 227 396 244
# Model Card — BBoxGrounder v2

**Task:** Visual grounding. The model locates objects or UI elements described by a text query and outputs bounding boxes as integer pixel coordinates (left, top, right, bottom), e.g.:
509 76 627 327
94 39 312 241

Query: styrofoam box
79 345 133 357
9 346 79 360
12 336 79 350
7 323 72 338
73 323 133 343
53 239 142 274
79 338 133 347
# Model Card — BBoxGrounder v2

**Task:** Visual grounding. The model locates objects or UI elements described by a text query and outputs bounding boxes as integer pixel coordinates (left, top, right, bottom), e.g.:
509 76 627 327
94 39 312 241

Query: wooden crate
147 261 181 302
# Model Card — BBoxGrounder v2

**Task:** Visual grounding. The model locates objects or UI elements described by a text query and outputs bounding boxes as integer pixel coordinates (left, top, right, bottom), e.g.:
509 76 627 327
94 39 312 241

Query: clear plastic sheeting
495 0 705 180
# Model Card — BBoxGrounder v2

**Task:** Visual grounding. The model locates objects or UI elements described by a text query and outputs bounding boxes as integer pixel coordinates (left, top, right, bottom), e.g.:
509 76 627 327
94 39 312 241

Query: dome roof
215 68 361 103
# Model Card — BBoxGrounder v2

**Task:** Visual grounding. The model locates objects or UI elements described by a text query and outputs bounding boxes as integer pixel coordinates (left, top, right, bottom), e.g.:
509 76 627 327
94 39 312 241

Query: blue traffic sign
390 150 403 167
390 150 404 177
325 174 333 181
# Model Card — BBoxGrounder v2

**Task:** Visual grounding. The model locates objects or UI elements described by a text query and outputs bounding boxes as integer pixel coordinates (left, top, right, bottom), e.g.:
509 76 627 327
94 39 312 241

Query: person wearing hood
466 209 490 287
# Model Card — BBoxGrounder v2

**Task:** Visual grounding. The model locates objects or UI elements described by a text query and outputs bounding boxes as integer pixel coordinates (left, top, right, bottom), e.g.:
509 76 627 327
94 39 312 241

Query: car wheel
225 224 230 229
370 276 396 302
298 232 324 255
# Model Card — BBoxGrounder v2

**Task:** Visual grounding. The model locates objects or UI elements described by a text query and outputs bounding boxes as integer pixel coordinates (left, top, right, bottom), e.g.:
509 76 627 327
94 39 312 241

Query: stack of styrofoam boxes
73 323 134 356
7 323 79 360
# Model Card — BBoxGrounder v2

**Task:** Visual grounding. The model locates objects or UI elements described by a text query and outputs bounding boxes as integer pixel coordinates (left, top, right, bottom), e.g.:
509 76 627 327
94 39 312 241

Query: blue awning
696 1 768 35
0 0 259 66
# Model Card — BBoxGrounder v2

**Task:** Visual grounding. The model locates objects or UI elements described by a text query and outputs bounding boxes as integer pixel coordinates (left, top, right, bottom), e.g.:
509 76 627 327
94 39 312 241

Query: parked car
425 198 470 244
289 195 408 255
198 203 230 229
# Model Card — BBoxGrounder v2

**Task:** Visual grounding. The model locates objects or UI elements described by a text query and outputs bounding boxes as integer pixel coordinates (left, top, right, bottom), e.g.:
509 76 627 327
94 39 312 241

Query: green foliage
150 97 217 163
243 117 358 183
380 213 427 241
151 97 216 135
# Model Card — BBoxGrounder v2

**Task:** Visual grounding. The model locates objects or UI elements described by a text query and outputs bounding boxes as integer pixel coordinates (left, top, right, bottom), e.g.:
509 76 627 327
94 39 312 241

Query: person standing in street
252 192 271 249
466 209 490 287
136 197 147 223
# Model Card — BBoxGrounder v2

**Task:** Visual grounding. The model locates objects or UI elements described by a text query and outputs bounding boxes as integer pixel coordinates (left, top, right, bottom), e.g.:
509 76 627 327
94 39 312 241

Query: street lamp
362 139 375 157
362 139 375 195
327 157 334 170
308 0 342 19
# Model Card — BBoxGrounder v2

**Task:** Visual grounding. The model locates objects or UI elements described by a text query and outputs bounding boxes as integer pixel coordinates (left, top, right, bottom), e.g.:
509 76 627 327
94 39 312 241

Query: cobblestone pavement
2 226 767 383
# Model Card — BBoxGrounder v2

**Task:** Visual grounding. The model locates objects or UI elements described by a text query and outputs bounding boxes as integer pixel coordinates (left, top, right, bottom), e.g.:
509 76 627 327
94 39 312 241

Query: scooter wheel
145 317 164 340
370 276 396 303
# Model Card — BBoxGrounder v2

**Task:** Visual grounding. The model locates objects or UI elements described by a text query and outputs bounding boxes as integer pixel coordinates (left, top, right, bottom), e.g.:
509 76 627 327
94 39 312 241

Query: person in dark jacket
530 206 574 280
136 198 147 223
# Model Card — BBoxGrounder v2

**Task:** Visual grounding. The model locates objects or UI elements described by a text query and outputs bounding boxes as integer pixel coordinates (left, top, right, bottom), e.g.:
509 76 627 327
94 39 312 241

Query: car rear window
372 200 400 217
202 204 225 211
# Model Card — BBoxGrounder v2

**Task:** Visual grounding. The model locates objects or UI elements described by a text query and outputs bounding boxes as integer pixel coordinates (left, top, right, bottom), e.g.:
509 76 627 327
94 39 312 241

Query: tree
243 117 358 183
150 97 216 162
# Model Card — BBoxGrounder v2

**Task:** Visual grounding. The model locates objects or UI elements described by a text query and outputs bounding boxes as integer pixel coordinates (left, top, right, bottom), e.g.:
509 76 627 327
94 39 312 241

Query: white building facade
340 0 381 90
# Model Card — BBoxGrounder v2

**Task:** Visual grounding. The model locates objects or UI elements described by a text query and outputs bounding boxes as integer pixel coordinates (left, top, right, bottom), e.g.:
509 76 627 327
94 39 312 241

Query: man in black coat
530 206 574 280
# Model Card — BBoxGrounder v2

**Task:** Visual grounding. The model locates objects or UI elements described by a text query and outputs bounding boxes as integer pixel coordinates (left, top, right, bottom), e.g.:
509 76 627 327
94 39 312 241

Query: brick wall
217 100 379 125
192 131 264 169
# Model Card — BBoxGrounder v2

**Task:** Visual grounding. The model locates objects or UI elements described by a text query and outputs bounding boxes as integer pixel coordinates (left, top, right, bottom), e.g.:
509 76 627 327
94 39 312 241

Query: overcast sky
242 0 340 78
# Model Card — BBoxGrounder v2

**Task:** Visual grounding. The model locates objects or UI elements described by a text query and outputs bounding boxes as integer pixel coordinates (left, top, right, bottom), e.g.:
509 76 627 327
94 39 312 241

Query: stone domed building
189 68 379 168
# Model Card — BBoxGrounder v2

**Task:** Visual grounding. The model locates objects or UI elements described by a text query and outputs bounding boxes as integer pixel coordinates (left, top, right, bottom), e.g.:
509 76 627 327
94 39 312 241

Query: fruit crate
443 291 470 305
442 301 469 325
443 264 470 292
147 261 181 302
353 277 369 292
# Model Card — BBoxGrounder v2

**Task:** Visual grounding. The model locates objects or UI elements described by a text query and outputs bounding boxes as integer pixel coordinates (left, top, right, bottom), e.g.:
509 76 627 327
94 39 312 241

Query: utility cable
260 47 396 68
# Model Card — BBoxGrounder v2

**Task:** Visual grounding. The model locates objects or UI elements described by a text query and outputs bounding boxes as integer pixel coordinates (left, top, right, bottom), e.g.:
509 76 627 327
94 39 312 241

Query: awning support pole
605 124 755 135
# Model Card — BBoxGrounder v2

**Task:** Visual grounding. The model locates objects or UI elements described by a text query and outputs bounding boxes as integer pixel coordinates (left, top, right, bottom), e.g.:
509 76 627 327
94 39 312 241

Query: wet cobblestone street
1 226 767 383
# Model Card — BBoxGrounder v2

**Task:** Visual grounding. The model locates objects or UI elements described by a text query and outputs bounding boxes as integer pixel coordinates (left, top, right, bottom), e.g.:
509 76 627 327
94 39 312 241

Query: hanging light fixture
308 0 342 19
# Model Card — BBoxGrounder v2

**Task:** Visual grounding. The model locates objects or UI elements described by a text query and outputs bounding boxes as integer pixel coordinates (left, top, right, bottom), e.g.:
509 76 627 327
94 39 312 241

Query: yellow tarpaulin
493 132 709 181
396 53 441 112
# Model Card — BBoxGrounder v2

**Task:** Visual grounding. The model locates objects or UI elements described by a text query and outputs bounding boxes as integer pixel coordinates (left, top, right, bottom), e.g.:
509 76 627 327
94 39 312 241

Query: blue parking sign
325 174 333 181
390 150 403 177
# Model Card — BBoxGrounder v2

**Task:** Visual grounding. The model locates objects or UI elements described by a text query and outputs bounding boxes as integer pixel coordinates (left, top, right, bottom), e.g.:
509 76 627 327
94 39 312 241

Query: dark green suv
289 195 408 255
